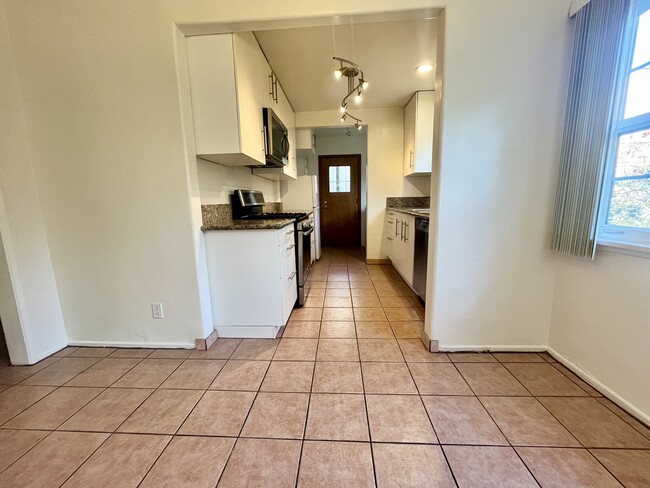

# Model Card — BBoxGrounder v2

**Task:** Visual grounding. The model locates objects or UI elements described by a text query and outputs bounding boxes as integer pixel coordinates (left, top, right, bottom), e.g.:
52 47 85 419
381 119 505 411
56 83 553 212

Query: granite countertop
387 208 430 219
386 196 431 220
201 202 295 231
202 218 295 231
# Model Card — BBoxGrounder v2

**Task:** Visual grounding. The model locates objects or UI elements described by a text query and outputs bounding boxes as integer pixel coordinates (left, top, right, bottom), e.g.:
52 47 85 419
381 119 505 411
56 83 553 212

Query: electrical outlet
152 303 164 319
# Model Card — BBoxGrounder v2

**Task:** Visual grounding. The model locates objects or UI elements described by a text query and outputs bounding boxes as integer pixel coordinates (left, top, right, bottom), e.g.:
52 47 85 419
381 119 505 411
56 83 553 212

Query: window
329 166 351 193
598 0 650 250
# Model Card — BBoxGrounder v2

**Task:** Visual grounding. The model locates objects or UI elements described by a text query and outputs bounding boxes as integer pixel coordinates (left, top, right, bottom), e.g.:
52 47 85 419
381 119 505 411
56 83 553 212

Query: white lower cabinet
204 223 297 338
385 211 415 286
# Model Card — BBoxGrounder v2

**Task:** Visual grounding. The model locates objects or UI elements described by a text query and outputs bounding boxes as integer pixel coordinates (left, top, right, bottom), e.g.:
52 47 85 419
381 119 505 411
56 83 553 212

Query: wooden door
318 155 361 246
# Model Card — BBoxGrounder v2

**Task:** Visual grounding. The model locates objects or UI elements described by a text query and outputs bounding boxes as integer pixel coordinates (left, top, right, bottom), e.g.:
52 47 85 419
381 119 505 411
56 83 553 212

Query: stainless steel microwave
263 107 289 167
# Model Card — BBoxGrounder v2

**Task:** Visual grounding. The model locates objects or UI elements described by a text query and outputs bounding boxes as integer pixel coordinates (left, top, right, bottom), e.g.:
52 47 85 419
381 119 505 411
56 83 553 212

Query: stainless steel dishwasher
413 218 429 300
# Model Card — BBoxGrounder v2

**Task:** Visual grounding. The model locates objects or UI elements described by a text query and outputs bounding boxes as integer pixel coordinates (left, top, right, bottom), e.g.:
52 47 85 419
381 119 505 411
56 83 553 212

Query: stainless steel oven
296 216 313 305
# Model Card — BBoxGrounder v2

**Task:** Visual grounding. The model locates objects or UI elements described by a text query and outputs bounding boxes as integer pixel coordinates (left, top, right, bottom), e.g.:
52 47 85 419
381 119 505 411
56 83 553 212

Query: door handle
323 200 328 209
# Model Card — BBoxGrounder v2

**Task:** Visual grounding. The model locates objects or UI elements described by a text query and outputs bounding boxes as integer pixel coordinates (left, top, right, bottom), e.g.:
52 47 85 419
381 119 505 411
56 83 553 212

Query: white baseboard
438 344 547 352
12 342 69 366
216 326 280 339
548 348 650 427
67 340 195 350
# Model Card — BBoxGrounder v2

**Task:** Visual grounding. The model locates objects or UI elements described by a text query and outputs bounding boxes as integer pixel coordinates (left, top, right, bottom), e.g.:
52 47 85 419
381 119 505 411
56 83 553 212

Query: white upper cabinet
404 91 435 176
186 33 268 166
296 129 316 154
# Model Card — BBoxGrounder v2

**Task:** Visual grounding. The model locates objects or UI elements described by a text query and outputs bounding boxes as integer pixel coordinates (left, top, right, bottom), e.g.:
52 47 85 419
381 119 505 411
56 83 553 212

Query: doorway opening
319 154 362 250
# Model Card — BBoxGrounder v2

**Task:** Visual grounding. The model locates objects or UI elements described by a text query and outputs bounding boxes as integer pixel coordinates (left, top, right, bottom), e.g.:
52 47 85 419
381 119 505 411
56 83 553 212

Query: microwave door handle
282 134 289 157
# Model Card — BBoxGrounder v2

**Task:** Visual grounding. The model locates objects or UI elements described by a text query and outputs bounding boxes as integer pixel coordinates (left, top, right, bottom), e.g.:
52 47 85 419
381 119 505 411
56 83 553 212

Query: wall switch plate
152 303 164 319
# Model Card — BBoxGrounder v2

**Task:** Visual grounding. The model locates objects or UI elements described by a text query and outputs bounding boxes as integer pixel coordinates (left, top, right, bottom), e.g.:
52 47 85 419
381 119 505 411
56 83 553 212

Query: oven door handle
301 227 314 236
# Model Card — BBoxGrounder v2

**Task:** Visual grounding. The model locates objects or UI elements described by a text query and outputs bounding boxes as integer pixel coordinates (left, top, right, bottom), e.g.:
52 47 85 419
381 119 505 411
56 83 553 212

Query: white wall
197 160 281 204
429 0 572 349
3 0 209 348
550 251 650 422
0 2 68 363
311 131 368 246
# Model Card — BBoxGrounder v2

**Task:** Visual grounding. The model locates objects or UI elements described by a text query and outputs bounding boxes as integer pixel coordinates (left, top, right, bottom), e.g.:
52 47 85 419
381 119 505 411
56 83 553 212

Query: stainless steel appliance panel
296 218 313 305
413 218 428 300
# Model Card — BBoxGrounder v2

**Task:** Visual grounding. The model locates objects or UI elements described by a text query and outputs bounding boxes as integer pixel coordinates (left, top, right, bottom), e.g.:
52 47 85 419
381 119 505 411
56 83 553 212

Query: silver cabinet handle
401 221 406 241
410 149 414 168
387 219 394 224
395 219 400 237
261 129 267 154
287 244 295 250
288 271 297 280
285 229 294 236
387 236 393 241
404 222 409 242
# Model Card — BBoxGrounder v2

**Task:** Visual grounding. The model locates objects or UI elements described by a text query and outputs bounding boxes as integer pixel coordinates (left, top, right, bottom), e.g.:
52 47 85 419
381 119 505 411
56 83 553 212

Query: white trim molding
438 345 547 352
68 341 195 350
549 347 650 426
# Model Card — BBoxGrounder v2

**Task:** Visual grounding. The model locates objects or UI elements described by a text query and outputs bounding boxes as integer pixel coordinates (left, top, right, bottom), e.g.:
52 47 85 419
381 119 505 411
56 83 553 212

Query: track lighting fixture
333 56 368 128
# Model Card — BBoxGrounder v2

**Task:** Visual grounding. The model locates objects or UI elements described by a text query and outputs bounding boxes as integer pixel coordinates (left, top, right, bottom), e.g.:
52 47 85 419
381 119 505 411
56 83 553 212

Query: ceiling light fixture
333 56 368 127
416 64 434 73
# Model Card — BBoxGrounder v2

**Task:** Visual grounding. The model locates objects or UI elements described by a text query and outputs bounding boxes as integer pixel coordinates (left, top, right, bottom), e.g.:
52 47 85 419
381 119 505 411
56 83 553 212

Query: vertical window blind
552 0 631 258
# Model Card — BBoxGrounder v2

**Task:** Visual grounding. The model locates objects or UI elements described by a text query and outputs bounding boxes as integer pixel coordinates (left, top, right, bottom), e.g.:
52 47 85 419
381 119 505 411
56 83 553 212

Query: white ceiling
254 18 437 112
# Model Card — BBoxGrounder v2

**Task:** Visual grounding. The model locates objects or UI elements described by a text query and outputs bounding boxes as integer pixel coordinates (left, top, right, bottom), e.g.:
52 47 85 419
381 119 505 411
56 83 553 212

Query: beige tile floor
0 247 649 486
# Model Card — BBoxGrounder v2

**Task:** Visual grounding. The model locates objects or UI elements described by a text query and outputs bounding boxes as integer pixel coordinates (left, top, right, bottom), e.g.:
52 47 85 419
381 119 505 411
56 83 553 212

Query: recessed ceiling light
416 64 434 73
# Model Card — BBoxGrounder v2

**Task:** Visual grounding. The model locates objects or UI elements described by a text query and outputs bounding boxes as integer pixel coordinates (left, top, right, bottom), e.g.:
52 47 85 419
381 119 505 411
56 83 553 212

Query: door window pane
329 166 351 193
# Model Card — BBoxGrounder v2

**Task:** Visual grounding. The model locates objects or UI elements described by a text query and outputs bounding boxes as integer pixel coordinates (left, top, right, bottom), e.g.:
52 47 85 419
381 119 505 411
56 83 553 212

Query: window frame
597 0 650 253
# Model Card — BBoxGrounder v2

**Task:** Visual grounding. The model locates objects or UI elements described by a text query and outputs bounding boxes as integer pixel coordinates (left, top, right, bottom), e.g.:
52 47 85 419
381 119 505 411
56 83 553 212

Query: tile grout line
447 359 542 487
293 329 320 487
0 354 121 431
476 359 589 484
213 341 275 487
399 328 460 488
110 358 187 434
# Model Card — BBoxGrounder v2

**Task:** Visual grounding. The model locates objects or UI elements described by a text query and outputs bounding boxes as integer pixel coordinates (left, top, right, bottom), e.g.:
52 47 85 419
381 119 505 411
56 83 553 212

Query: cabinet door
233 33 268 166
385 211 397 260
403 95 416 176
186 35 241 157
391 213 415 287
401 215 415 286
413 91 435 174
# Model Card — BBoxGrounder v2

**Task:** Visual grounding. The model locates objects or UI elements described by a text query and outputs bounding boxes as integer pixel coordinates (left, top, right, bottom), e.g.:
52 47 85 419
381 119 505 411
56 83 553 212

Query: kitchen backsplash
386 197 430 209
201 202 282 227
